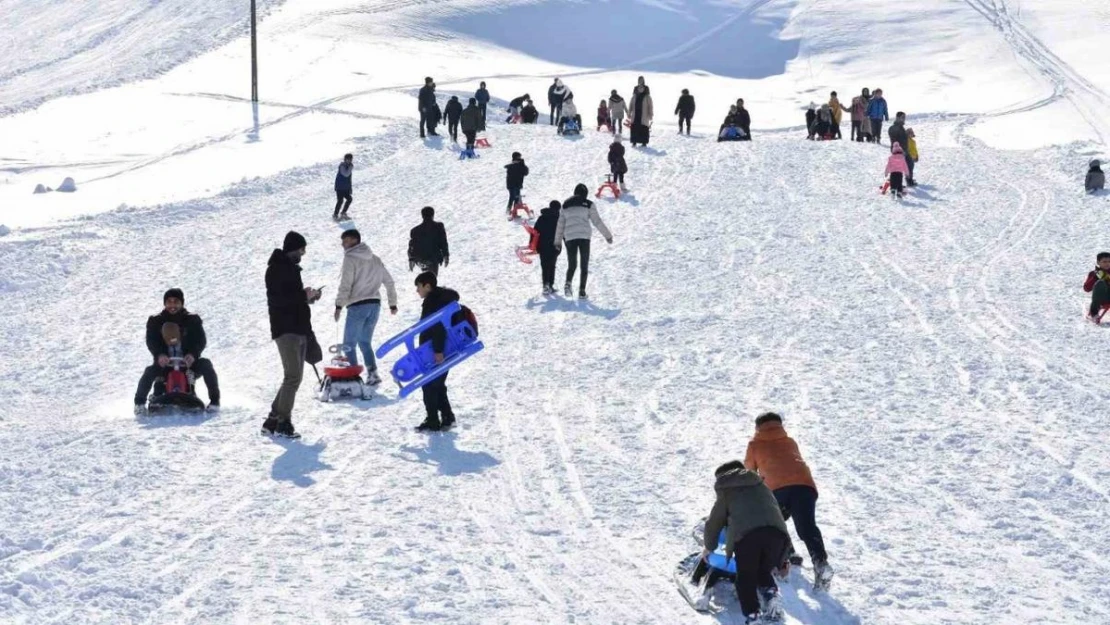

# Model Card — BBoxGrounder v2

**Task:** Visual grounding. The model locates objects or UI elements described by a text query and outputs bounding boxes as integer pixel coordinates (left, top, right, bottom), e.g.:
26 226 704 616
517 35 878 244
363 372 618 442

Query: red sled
1090 304 1110 325
475 137 491 148
880 181 890 195
509 115 522 124
509 200 534 221
599 123 612 133
596 174 621 199
515 223 539 264
624 119 632 128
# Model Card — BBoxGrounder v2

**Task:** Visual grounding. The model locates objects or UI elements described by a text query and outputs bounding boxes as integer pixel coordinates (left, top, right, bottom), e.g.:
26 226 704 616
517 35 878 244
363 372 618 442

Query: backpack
454 304 479 336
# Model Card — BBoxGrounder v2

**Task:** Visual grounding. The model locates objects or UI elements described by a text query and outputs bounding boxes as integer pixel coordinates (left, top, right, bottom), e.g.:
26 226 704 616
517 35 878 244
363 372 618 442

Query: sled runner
317 345 372 402
509 199 534 221
515 223 540 264
596 174 621 199
475 137 491 148
375 301 484 399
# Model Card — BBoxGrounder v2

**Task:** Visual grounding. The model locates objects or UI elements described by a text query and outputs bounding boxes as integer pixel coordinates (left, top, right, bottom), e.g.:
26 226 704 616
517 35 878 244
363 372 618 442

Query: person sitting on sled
700 460 791 624
1083 251 1110 323
520 100 539 124
717 105 743 141
134 288 220 413
885 144 910 198
597 99 611 131
557 92 582 134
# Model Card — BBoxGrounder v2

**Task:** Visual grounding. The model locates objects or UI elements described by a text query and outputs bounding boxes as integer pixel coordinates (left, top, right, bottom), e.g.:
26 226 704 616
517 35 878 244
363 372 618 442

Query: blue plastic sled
560 120 581 135
459 148 479 160
718 126 747 142
706 529 737 574
374 301 484 398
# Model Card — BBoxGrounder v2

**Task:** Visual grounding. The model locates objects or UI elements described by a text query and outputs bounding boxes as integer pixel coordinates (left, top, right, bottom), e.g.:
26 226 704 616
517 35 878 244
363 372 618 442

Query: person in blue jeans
334 229 398 385
475 81 490 128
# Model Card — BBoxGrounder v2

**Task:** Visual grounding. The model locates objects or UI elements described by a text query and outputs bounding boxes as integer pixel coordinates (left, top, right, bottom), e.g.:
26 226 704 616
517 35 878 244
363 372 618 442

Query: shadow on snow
397 432 500 476
271 439 333 487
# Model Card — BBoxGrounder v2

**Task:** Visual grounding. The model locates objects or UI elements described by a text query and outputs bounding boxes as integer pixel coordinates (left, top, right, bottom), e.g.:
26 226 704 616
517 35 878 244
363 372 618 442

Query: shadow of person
525 296 622 319
636 146 667 157
397 432 499 476
137 410 216 429
270 440 333 487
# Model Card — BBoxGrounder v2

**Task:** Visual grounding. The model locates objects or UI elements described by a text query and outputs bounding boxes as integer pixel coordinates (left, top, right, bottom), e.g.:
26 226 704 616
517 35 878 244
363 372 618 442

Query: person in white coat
334 229 398 385
554 184 614 299
557 92 581 134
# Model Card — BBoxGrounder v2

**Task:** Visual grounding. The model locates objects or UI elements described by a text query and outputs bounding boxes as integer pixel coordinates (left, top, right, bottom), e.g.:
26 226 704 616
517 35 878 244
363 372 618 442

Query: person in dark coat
475 81 490 127
628 84 654 146
460 98 482 150
417 77 438 138
334 153 353 220
608 134 628 190
520 100 539 124
887 112 914 185
701 460 791 622
675 89 695 135
504 152 529 214
263 231 322 439
133 288 220 413
534 200 561 295
1087 159 1106 193
426 100 443 137
805 103 817 140
444 96 463 142
548 78 568 125
408 206 450 275
414 271 460 431
506 93 531 123
735 98 752 141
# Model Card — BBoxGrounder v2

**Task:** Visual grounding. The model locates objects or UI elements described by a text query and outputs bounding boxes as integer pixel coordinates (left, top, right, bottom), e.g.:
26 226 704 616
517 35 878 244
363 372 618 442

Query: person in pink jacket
885 144 910 198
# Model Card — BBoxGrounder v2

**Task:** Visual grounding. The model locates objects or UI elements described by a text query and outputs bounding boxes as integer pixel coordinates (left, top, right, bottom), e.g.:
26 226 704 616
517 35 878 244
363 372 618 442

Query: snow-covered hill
2 1 1109 624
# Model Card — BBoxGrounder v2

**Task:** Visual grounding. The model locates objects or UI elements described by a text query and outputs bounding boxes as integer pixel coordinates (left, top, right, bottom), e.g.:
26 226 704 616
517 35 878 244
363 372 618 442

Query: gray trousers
271 333 306 422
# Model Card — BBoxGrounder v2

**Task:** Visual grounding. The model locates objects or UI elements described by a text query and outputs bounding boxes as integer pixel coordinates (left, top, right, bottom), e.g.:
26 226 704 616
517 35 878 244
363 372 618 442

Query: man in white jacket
554 184 613 299
334 229 398 385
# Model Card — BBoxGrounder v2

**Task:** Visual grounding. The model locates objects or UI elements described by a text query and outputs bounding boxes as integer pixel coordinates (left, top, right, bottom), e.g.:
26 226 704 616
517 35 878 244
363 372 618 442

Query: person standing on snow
608 90 627 135
555 183 613 299
735 98 752 141
675 89 695 135
460 98 482 151
264 231 322 439
133 288 221 413
520 99 539 124
408 206 450 276
1087 159 1106 193
504 151 529 214
628 84 654 147
334 229 398 387
333 153 353 221
534 200 562 295
608 134 628 191
548 78 568 125
475 81 490 127
413 271 460 432
444 96 463 143
867 88 889 144
828 91 849 139
418 77 438 138
850 88 870 142
885 144 910 198
744 412 834 589
888 112 915 186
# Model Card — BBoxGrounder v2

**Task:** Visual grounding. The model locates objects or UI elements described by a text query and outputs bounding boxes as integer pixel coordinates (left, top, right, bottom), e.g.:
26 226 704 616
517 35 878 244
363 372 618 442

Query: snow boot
366 370 383 386
814 559 835 590
440 414 456 431
759 586 785 622
416 416 442 432
261 415 279 435
564 283 573 297
207 402 220 412
134 403 147 416
273 421 300 439
578 291 588 300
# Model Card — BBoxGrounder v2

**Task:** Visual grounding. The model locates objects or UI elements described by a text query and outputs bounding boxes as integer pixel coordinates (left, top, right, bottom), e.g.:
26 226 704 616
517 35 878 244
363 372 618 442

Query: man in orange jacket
744 412 833 587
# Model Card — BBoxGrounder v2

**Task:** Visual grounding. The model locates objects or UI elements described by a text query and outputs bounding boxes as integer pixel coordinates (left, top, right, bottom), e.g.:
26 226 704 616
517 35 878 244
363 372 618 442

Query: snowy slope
3 1 1110 624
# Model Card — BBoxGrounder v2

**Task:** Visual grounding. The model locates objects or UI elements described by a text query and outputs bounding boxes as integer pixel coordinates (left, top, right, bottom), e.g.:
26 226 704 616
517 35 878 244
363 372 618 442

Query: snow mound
56 178 77 193
32 184 50 194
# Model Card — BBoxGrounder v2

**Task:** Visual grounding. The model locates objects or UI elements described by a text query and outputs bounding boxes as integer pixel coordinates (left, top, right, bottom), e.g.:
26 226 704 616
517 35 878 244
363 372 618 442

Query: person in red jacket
1083 252 1110 322
744 412 833 588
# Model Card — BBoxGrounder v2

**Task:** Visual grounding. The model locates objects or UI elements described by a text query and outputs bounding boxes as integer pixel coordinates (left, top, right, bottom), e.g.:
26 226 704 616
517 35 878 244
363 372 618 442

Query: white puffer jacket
561 98 578 118
555 196 612 244
335 243 398 309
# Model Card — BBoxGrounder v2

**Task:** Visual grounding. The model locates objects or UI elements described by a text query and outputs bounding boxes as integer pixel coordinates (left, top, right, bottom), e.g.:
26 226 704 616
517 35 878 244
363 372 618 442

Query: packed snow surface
1 1 1109 624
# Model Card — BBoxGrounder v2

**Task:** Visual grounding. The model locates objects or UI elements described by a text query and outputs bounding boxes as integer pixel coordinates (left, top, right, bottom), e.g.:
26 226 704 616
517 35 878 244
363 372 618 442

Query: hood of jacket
344 242 375 262
1091 159 1102 169
540 205 560 217
753 422 789 442
892 143 904 154
714 467 764 492
268 248 298 268
609 94 624 103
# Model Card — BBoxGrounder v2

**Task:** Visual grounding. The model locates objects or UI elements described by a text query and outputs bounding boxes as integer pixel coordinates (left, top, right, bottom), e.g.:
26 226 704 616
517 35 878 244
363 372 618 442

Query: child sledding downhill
884 144 910 199
1084 252 1110 323
557 93 582 135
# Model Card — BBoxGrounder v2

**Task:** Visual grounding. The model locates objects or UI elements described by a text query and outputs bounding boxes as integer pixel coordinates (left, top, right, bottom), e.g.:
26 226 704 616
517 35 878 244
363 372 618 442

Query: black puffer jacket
419 286 461 354
505 160 529 189
409 220 450 265
445 98 463 122
146 309 207 360
265 249 312 339
534 204 560 255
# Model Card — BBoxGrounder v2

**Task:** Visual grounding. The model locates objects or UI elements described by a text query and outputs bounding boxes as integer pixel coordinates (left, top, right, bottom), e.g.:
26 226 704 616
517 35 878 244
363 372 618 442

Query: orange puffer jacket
743 422 817 492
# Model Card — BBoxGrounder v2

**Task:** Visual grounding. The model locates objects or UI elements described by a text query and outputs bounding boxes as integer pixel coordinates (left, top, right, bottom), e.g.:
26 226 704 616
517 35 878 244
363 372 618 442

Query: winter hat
163 288 184 304
548 200 561 210
1091 159 1101 168
682 88 689 95
614 133 622 143
511 151 522 160
282 230 307 252
892 144 904 154
714 460 745 476
754 412 783 427
610 89 618 96
808 102 816 110
573 183 588 198
468 97 476 106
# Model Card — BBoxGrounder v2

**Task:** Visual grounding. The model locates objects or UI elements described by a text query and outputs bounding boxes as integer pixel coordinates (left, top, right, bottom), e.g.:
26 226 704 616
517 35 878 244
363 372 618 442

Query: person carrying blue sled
413 271 461 431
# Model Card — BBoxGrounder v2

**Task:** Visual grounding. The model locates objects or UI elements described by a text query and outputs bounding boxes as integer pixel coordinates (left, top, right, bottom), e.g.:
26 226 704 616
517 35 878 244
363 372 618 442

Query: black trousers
774 485 827 564
1090 280 1110 317
610 170 625 184
733 527 790 616
135 358 219 405
565 239 591 292
833 121 842 139
540 250 559 287
448 118 459 142
890 172 904 195
419 109 428 137
478 102 487 124
870 118 883 143
550 103 562 125
421 371 453 422
418 261 440 277
334 191 352 217
679 113 692 134
463 130 476 150
851 120 863 141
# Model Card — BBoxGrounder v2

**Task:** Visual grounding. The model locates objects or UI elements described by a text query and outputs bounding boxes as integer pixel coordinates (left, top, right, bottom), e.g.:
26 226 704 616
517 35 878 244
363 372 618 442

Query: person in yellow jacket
828 91 850 140
907 127 919 162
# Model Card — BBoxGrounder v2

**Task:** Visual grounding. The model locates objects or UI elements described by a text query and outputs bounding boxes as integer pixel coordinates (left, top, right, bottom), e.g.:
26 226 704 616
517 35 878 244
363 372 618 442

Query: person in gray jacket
334 229 398 385
1086 160 1105 193
608 90 627 136
554 183 613 299
701 460 791 623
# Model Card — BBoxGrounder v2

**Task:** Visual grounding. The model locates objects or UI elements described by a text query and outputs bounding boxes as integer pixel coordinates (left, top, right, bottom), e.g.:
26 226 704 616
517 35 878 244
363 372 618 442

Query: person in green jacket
701 460 791 623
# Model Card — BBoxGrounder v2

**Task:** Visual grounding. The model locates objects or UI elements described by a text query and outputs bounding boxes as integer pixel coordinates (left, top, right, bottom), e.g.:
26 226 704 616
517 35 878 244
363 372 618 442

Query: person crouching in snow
520 100 539 124
534 200 562 295
885 144 910 198
608 134 628 192
597 99 612 131
557 92 581 134
1087 159 1105 193
506 93 530 123
1083 251 1110 323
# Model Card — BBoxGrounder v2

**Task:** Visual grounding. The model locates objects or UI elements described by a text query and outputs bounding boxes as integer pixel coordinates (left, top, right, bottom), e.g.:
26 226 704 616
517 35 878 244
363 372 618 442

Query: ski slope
2 1 1110 624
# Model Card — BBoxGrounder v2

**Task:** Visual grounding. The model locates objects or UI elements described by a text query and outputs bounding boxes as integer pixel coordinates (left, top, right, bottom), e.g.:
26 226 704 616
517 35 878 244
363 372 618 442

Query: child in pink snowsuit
885 144 910 198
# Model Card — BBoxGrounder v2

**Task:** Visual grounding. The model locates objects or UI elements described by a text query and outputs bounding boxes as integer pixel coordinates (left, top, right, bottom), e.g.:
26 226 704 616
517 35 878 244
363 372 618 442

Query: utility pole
250 0 258 102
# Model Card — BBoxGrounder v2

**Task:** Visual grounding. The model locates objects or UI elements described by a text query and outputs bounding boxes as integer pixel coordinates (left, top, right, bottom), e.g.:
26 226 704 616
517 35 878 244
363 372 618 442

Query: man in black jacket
534 200 561 294
418 77 438 138
263 231 321 439
460 98 482 151
504 151 529 214
444 96 463 142
675 89 695 135
736 98 752 141
134 288 220 413
408 206 450 276
887 112 914 186
414 271 460 431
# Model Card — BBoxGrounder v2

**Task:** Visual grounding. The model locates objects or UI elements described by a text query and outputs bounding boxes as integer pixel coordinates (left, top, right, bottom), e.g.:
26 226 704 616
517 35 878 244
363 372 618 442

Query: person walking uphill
744 412 834 589
475 81 490 127
629 84 654 147
264 231 322 439
418 77 438 138
548 78 568 125
413 271 460 432
504 152 529 214
701 461 791 624
444 96 463 143
867 88 889 144
408 206 450 275
675 89 695 135
608 134 628 191
334 153 353 220
334 229 398 386
888 112 915 186
555 183 613 299
460 98 482 151
534 200 561 295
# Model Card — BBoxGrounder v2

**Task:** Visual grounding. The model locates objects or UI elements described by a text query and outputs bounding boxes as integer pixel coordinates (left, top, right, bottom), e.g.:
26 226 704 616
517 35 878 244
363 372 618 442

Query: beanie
574 183 588 198
282 231 307 252
163 288 184 304
469 97 477 106
754 412 783 427
341 228 361 242
512 151 521 160
548 200 561 210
